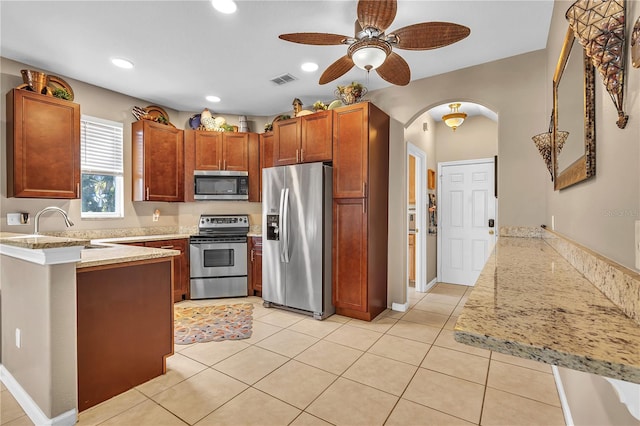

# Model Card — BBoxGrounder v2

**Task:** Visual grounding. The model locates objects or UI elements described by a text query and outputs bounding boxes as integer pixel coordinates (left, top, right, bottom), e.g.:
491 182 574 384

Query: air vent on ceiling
270 73 297 85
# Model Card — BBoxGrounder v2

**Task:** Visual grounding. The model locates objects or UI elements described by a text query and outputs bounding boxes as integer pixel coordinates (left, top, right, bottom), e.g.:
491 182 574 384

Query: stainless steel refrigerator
262 162 334 320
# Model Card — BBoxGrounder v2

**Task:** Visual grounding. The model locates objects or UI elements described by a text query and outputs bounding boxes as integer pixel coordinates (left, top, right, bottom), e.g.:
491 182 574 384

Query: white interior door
438 159 496 286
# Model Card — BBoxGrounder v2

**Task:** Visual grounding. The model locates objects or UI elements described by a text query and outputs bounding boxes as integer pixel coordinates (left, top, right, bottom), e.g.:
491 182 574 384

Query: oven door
190 238 247 278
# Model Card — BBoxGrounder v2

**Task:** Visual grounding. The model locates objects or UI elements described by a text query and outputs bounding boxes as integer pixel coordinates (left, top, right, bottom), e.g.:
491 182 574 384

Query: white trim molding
0 365 77 426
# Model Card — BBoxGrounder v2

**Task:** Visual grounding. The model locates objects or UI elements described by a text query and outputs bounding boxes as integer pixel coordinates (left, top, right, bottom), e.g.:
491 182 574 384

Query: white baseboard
391 302 409 312
552 365 573 426
426 278 437 291
0 365 77 426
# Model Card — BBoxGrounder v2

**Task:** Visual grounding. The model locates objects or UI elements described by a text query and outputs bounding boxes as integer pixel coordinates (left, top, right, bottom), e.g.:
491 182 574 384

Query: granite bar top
454 236 640 384
93 234 191 244
0 232 89 249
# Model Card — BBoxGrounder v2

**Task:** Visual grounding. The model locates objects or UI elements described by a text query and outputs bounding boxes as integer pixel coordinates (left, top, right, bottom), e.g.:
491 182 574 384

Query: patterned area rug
174 303 253 345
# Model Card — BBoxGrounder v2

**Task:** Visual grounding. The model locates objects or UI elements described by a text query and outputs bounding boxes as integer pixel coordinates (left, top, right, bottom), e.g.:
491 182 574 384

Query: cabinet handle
146 187 149 200
301 149 305 162
296 149 299 163
363 199 367 214
218 160 222 170
363 182 367 197
160 245 174 249
76 183 80 198
224 159 227 170
251 249 255 262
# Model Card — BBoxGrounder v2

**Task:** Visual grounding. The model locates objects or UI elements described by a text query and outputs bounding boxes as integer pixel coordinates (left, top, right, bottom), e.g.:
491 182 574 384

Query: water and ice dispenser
266 215 279 241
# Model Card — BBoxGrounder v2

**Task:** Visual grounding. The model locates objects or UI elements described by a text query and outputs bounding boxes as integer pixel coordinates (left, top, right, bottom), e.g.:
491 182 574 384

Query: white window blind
81 116 123 174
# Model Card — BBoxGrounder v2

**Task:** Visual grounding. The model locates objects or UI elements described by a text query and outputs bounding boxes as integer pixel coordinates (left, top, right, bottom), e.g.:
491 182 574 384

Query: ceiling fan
279 0 471 86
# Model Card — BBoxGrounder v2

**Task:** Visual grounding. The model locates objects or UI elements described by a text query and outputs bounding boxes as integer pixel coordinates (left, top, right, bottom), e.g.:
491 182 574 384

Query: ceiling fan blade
357 0 397 32
319 55 355 85
376 52 410 86
279 32 349 46
391 22 470 50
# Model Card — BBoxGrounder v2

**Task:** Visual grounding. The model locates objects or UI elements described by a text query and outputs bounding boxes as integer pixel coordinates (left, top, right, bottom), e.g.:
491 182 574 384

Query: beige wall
1 256 77 418
546 0 640 270
435 115 498 164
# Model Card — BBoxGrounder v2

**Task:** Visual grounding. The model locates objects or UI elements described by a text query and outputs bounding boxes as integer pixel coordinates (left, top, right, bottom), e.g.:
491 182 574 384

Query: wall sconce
531 115 569 181
566 0 628 129
442 103 467 131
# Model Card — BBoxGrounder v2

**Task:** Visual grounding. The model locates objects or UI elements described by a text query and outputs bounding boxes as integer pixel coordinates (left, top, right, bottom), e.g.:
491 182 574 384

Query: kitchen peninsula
0 233 178 424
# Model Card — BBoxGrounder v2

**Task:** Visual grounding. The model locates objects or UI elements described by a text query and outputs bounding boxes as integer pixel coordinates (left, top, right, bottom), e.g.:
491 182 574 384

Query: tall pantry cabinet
332 102 390 321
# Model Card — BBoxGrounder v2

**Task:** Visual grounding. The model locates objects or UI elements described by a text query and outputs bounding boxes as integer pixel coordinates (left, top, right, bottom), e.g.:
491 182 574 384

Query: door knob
489 229 495 235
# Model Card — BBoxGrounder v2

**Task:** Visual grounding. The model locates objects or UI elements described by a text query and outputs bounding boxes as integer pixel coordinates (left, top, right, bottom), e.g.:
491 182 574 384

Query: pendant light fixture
442 103 467 131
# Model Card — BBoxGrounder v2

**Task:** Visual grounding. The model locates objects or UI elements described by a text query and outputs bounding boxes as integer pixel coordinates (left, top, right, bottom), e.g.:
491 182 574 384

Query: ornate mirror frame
553 27 596 190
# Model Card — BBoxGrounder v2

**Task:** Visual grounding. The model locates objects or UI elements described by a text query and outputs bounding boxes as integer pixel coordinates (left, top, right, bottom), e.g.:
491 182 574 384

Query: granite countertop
454 237 640 384
93 234 191 244
78 243 179 269
247 225 262 237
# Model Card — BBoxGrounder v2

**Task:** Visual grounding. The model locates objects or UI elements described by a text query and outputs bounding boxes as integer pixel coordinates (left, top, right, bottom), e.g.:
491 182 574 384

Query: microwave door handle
282 188 291 263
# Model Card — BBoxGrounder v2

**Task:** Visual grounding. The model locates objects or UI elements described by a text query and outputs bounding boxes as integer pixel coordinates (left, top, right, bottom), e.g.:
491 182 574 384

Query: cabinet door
274 118 301 166
248 133 260 202
301 110 332 163
260 132 274 169
194 131 222 170
333 103 369 198
222 132 249 171
249 237 263 295
142 121 184 202
7 89 80 198
145 239 189 303
332 198 368 312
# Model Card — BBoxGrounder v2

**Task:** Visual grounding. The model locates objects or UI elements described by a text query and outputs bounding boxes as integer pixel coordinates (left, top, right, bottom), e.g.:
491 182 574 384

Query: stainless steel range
190 214 249 299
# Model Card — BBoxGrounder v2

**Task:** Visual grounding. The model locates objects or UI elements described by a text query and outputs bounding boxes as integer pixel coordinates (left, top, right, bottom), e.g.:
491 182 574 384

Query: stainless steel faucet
34 207 74 235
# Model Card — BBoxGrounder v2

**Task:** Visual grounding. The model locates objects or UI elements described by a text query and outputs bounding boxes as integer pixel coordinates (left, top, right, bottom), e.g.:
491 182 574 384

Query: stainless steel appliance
194 170 249 200
190 214 249 299
262 162 334 320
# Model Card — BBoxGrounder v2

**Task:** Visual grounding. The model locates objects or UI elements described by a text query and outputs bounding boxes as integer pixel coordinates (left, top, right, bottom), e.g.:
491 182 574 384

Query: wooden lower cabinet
248 237 262 296
76 258 173 411
123 239 189 302
144 239 189 302
332 198 387 321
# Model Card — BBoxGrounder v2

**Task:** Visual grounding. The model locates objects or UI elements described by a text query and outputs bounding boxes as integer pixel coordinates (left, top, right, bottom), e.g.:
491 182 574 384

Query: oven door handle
279 187 290 263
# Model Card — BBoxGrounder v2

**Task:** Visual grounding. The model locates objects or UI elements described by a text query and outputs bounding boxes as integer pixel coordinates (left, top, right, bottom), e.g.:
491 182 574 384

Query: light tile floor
1 283 566 426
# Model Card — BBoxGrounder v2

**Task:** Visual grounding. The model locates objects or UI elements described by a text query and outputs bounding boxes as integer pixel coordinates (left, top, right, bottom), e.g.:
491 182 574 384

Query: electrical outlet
7 213 29 225
153 209 160 222
551 215 555 231
15 328 21 348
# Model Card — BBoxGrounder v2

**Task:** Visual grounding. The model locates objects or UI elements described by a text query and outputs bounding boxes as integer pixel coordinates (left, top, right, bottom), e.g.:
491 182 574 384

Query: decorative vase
21 69 49 95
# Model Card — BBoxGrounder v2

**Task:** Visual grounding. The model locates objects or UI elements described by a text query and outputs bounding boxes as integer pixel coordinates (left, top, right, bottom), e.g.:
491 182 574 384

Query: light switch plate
635 221 640 270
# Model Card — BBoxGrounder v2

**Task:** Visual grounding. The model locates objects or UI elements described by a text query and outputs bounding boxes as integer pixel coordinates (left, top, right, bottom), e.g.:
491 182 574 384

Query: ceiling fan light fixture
211 0 237 14
348 39 391 71
442 103 467 131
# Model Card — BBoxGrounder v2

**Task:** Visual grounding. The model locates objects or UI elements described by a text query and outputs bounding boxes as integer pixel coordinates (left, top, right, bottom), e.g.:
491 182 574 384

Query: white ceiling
0 1 553 118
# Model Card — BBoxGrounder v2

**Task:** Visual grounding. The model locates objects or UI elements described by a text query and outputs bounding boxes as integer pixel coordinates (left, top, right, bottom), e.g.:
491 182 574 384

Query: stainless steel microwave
194 170 249 200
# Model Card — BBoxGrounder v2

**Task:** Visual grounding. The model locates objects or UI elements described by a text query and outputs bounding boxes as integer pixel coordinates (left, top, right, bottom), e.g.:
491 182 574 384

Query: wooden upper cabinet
247 133 260 202
193 131 222 170
6 89 80 198
332 103 369 198
273 118 300 166
273 111 333 166
301 110 333 163
132 120 184 202
260 131 274 169
189 130 249 171
222 132 249 171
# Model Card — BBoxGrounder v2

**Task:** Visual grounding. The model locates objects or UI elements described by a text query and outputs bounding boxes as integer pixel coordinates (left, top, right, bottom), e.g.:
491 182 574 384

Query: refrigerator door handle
282 188 291 263
278 188 286 262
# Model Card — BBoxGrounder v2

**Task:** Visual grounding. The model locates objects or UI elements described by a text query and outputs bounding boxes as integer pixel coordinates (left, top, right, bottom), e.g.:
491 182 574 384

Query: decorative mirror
553 28 596 190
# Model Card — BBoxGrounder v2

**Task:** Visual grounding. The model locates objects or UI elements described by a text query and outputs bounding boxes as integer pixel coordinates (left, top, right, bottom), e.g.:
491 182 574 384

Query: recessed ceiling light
206 95 221 103
211 0 237 14
111 57 134 69
301 62 319 72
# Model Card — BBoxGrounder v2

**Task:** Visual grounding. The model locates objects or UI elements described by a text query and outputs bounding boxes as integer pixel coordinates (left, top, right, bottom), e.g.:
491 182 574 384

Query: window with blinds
80 115 124 218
